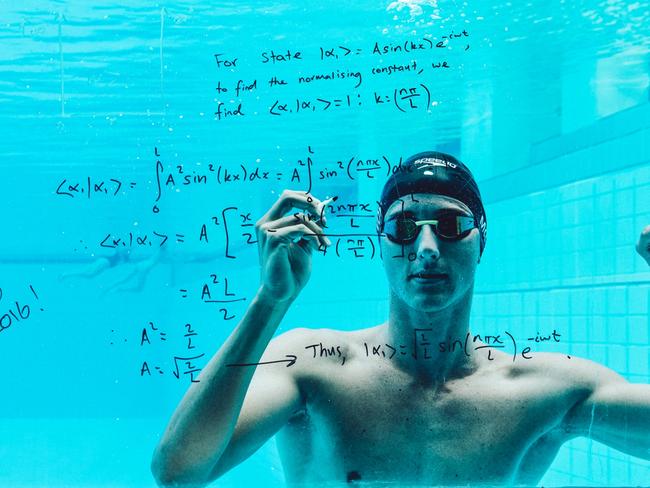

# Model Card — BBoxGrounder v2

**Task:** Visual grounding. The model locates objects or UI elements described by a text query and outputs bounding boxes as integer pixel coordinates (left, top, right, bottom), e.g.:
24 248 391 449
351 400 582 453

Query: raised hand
255 190 331 302
636 225 650 266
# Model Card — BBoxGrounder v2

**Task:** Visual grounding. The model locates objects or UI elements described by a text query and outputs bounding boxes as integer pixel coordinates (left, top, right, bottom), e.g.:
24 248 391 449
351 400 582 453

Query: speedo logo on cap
414 157 457 169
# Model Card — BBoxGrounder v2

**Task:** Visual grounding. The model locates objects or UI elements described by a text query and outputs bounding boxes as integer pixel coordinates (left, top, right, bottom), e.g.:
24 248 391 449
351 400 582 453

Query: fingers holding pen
257 190 324 227
262 214 331 246
255 190 335 252
254 190 334 301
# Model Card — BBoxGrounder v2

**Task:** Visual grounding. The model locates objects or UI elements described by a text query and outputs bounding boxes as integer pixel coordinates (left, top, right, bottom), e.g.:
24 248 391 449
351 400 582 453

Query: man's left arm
562 226 650 460
563 370 650 460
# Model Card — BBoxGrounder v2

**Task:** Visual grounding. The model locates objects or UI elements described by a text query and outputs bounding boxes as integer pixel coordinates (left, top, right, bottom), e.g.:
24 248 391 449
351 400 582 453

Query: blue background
1 0 649 486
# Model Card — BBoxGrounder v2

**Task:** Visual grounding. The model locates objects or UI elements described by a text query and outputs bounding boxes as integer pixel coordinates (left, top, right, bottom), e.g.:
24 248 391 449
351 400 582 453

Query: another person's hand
636 225 650 266
255 190 331 302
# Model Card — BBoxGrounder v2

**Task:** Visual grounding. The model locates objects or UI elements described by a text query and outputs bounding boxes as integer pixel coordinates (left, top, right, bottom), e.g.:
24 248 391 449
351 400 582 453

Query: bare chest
282 361 572 484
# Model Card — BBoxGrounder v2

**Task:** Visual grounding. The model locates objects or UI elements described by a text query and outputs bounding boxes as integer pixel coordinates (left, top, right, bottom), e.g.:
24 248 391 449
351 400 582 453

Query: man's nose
416 224 441 260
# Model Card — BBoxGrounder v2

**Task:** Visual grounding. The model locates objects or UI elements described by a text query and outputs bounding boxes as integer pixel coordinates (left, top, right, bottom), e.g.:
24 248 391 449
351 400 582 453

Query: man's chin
406 294 454 313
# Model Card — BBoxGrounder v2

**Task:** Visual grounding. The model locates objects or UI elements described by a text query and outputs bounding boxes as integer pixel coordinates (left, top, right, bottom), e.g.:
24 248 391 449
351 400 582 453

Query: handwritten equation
55 146 425 204
262 84 434 118
55 146 425 260
0 284 44 336
138 321 205 383
106 274 246 383
70 210 379 260
179 274 246 320
211 32 471 121
226 329 567 368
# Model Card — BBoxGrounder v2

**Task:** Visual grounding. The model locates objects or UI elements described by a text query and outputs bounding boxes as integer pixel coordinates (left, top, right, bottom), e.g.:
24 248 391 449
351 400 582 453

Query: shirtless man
152 152 650 487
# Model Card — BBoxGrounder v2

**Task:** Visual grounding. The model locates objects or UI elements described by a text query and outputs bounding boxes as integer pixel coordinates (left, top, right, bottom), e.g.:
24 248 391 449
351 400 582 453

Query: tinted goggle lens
383 215 476 243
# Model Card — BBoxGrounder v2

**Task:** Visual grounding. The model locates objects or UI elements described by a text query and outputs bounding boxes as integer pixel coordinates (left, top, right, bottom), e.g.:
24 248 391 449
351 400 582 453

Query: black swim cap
377 151 487 257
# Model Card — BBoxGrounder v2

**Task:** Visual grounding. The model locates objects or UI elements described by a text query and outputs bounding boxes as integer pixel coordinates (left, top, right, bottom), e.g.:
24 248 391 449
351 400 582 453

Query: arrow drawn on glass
226 354 297 368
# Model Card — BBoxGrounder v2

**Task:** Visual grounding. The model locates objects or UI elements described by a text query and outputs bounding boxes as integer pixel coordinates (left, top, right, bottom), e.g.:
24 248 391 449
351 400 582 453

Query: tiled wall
474 157 650 485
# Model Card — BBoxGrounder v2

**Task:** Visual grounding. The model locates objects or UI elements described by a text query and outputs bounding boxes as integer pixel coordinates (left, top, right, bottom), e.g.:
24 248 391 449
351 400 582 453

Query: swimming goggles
383 213 477 244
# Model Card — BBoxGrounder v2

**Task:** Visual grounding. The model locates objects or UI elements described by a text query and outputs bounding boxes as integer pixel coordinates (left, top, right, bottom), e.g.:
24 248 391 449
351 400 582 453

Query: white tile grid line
607 316 628 345
595 175 616 195
628 315 649 344
634 184 650 213
636 164 650 186
474 297 647 376
493 169 650 235
607 287 628 315
627 347 650 376
567 442 614 484
614 169 638 191
608 344 628 373
614 188 636 218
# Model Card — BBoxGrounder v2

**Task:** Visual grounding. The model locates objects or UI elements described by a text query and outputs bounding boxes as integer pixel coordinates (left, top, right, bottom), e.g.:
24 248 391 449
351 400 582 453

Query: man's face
379 193 481 312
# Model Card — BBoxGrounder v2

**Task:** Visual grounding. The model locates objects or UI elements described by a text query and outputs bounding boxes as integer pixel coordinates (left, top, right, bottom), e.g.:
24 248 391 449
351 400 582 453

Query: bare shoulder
270 326 358 350
510 351 627 391
268 326 319 351
267 326 365 371
262 327 320 366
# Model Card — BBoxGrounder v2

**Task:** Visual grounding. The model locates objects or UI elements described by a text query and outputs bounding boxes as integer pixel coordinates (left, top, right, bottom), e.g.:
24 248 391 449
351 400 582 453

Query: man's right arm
151 290 304 487
151 190 330 487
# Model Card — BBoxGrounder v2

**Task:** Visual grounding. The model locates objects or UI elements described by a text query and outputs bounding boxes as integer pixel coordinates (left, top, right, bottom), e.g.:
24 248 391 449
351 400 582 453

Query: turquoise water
1 0 649 486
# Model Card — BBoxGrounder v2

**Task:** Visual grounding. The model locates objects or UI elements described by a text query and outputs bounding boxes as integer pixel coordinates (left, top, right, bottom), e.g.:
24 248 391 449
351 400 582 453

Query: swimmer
102 246 166 294
59 244 225 294
58 248 131 282
152 152 650 487
57 246 163 294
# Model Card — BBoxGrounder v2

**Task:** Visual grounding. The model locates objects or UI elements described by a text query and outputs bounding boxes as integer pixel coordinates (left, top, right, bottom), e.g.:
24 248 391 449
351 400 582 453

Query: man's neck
382 287 478 384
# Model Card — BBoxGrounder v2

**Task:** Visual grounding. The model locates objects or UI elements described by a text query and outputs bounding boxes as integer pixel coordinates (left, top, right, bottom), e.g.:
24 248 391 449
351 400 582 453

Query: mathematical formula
211 32 471 121
56 146 435 260
226 329 567 369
